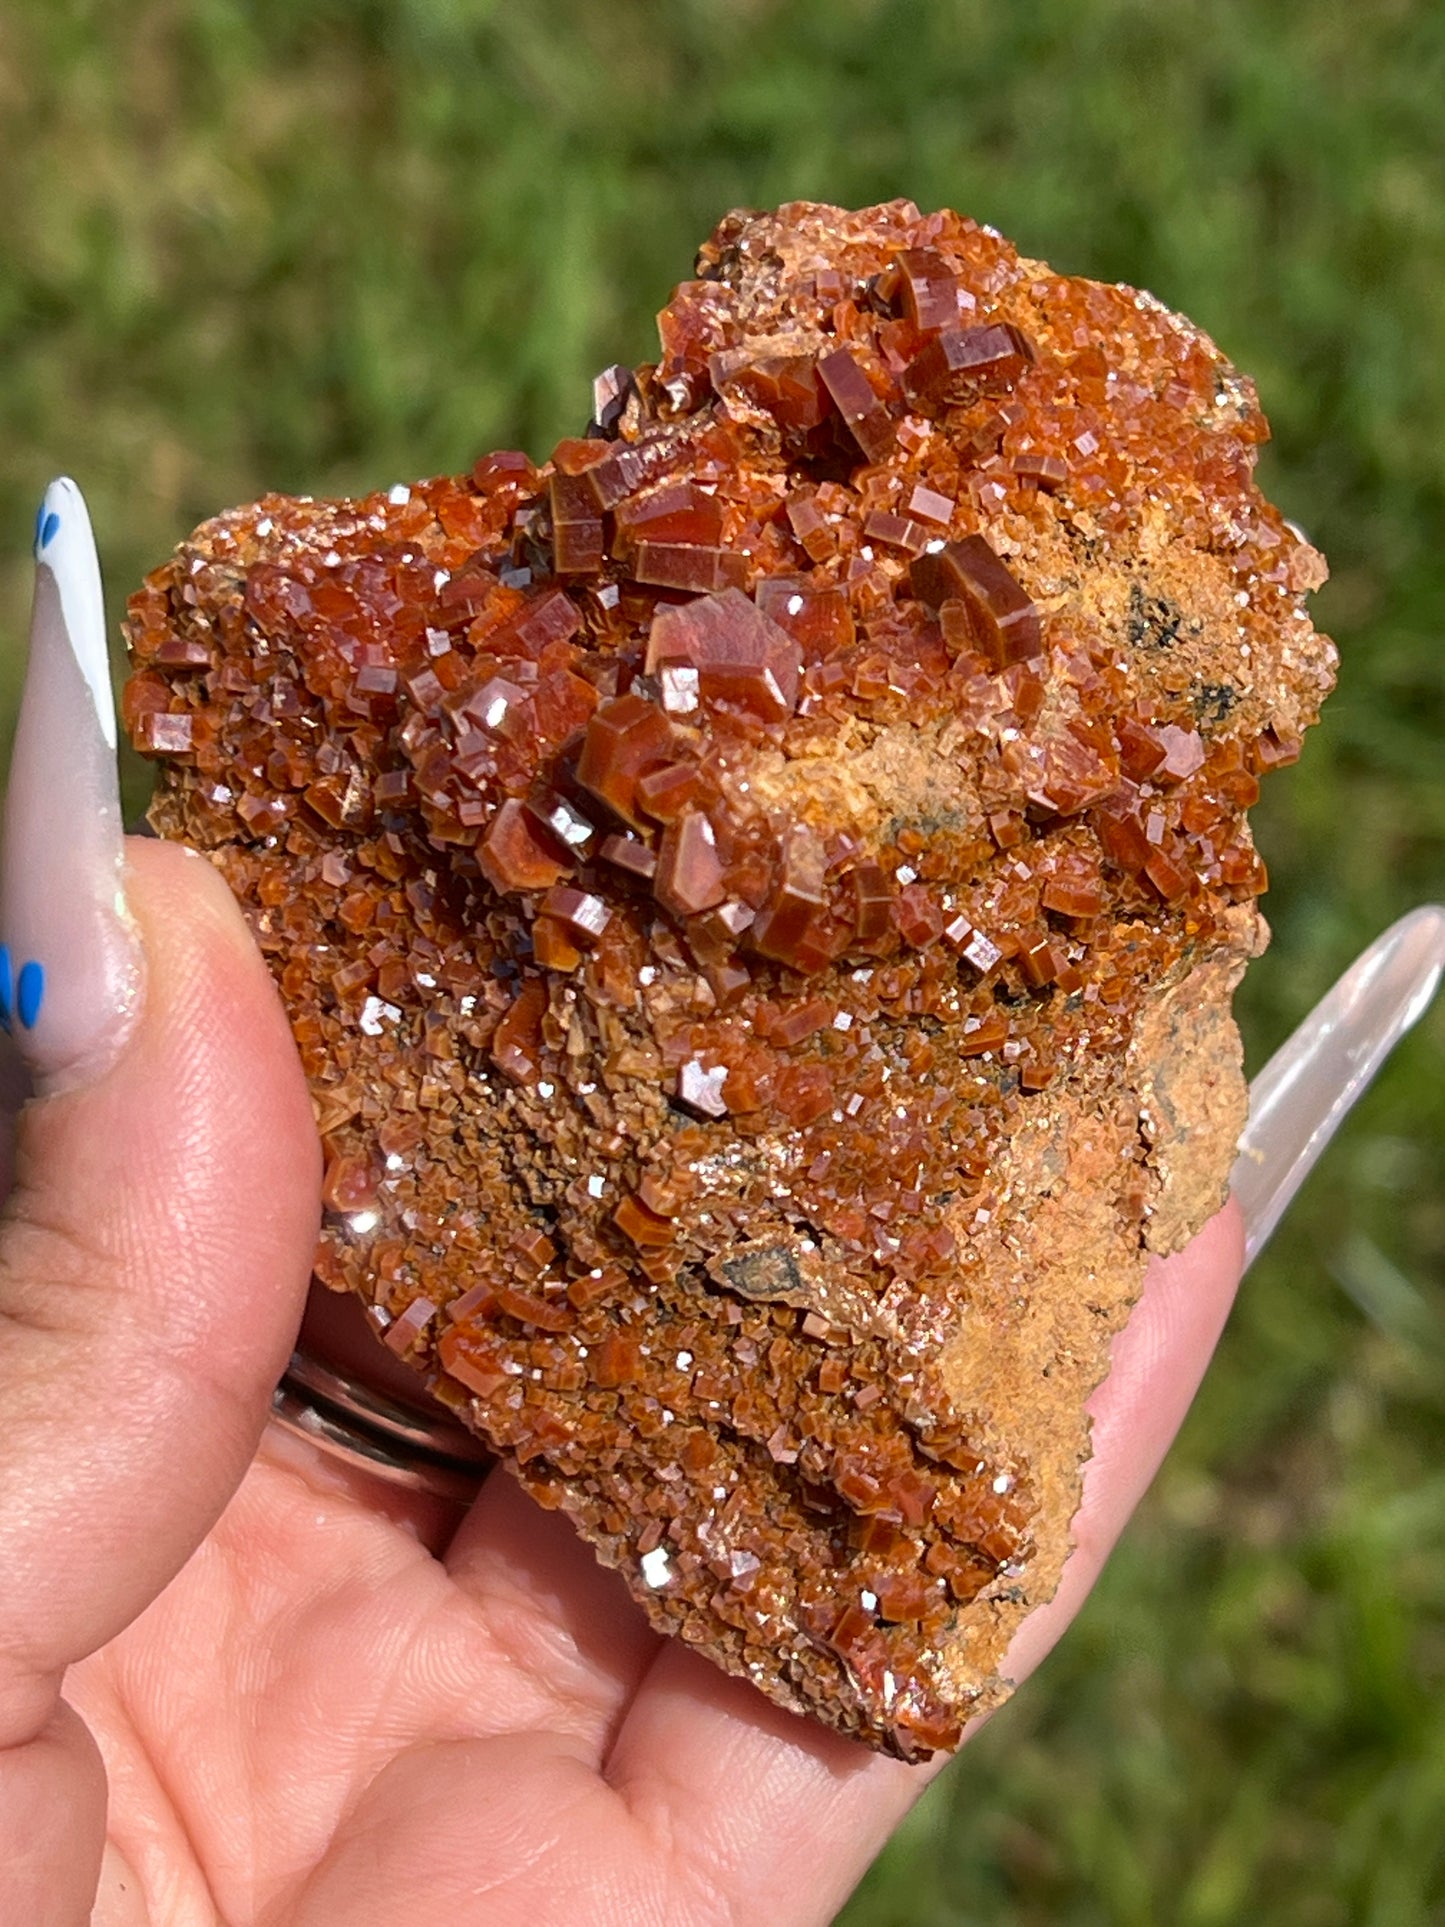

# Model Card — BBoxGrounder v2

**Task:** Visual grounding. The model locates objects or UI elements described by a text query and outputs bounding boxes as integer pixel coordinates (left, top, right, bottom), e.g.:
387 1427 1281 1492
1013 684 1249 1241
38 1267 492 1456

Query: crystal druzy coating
125 201 1336 1758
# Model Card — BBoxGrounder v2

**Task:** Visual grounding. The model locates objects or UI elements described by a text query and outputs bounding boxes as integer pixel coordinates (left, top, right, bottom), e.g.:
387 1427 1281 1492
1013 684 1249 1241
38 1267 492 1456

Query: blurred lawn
2 0 1443 1919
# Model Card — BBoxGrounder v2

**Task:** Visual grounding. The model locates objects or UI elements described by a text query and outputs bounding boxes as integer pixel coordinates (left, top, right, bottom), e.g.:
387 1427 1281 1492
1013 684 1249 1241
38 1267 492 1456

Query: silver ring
270 1351 491 1503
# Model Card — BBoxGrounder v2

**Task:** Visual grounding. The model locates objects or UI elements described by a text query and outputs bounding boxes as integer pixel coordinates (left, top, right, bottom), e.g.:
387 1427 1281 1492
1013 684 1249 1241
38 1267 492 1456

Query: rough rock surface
124 200 1335 1757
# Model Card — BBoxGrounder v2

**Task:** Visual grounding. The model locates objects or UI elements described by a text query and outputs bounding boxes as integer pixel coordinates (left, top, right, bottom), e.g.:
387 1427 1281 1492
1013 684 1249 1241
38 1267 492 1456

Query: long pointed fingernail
0 479 143 1092
1233 906 1445 1266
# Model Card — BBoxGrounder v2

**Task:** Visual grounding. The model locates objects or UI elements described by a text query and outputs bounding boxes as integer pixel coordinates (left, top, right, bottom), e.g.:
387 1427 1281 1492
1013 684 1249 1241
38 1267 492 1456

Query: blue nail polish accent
0 946 11 1032
32 503 61 557
16 961 44 1031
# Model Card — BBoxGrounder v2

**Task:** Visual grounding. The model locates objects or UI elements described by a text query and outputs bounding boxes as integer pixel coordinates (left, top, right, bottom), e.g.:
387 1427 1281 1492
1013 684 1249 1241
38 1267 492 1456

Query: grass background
2 0 1442 1919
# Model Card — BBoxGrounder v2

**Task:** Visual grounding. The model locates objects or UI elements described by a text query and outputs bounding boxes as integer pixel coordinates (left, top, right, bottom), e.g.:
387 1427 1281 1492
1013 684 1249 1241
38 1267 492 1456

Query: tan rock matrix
125 201 1335 1756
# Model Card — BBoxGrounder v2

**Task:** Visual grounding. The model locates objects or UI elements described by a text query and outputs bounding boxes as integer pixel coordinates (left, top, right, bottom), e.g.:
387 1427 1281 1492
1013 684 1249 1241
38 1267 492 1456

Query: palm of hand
73 1432 911 1927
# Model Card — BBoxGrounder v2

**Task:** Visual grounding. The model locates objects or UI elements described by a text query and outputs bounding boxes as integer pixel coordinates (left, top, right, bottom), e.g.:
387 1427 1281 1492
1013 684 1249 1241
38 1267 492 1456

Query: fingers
0 483 321 1737
259 1279 487 1553
599 1208 1245 1926
443 1472 664 1753
0 480 319 1927
609 1643 919 1927
0 831 319 1927
0 838 321 1716
0 1701 108 1927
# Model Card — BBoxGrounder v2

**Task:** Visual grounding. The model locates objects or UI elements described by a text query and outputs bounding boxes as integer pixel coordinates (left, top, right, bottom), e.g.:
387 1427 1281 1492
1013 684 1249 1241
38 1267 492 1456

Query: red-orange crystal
125 200 1335 1760
909 535 1043 668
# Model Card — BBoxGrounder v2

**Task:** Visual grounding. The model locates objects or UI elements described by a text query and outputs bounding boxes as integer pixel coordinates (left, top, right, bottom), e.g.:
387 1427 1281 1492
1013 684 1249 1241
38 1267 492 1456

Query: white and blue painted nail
29 477 117 750
0 478 141 1088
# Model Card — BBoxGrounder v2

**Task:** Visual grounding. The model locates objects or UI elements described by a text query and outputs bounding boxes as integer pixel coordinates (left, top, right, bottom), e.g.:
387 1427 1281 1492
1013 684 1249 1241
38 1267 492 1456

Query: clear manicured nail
1233 906 1445 1265
0 478 142 1092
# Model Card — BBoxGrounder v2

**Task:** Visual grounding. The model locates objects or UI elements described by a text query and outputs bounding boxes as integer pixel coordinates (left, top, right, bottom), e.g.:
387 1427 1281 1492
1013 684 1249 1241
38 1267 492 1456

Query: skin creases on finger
442 1467 666 1752
253 1420 474 1552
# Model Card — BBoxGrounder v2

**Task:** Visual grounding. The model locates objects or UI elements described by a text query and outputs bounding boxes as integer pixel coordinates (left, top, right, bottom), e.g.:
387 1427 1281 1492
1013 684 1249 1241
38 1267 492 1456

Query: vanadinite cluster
125 201 1335 1757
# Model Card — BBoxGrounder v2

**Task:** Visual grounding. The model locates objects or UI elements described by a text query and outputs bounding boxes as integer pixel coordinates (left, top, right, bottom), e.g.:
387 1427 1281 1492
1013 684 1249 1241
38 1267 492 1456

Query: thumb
0 838 321 1685
0 485 319 1920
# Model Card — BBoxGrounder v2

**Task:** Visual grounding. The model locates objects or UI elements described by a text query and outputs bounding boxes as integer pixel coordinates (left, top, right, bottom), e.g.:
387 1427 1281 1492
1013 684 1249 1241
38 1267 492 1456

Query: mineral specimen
124 200 1335 1758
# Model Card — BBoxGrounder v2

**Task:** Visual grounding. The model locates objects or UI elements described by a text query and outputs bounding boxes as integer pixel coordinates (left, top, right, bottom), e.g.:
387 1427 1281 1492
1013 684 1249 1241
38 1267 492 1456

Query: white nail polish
0 479 143 1091
31 478 116 750
1233 906 1445 1265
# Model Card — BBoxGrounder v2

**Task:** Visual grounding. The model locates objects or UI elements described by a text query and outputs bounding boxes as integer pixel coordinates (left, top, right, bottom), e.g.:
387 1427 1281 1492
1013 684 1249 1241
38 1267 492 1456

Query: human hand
2 485 1437 1926
0 846 1239 1927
